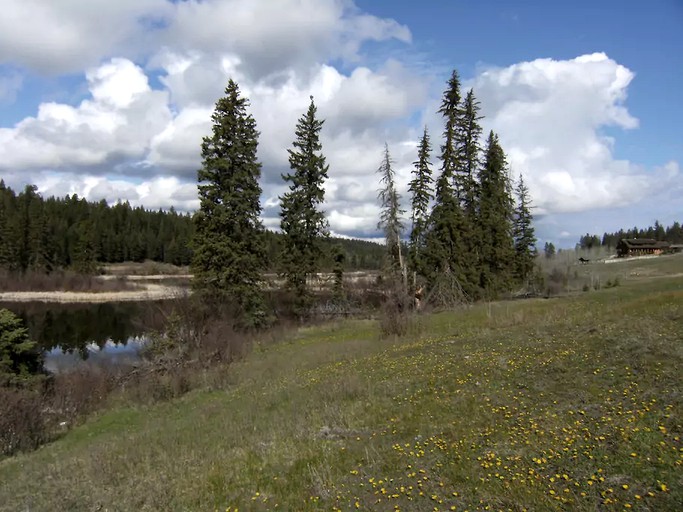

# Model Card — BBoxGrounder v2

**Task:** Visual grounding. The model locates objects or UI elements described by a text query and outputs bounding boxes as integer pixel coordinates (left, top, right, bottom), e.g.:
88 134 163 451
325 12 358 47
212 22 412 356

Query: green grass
1 272 682 511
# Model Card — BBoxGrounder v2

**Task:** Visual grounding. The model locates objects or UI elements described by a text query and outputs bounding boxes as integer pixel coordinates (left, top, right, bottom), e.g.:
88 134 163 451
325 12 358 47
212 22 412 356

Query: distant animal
578 257 590 264
414 286 424 311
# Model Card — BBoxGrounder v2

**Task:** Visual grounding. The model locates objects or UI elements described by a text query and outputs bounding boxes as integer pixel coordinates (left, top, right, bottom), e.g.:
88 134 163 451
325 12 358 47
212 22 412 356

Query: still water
0 300 176 372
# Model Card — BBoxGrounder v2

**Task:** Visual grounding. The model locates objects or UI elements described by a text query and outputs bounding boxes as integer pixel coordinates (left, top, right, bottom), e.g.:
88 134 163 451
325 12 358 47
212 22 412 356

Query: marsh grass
0 269 133 293
1 271 681 511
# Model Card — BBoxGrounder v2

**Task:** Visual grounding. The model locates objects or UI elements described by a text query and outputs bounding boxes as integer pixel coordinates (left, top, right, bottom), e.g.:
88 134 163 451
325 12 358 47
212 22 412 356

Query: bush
47 368 116 423
378 278 418 338
0 387 46 456
545 267 568 297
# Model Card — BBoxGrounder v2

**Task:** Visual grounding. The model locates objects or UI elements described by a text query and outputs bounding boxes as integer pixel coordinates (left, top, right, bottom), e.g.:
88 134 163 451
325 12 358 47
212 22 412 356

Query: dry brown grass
0 270 133 293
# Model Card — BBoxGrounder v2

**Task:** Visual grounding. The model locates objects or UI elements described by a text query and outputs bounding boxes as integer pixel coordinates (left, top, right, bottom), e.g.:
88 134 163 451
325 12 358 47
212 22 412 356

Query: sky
0 0 681 247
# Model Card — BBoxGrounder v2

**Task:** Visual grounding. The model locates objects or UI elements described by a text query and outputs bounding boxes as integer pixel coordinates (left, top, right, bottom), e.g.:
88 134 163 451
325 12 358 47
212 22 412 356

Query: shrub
545 267 568 297
378 278 418 338
47 367 116 423
0 387 46 456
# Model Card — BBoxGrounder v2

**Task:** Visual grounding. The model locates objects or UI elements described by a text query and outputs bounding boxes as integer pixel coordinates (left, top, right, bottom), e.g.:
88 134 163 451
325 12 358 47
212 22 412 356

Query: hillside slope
1 275 681 511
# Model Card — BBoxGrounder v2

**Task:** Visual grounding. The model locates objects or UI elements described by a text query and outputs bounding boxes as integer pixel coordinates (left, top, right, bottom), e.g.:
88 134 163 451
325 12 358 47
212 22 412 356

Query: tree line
577 220 683 250
0 183 194 272
192 72 537 326
0 181 385 275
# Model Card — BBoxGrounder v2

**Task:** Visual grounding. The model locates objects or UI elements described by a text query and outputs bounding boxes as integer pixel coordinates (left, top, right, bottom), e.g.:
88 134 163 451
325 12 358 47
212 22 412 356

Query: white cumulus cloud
0 58 172 173
472 53 679 214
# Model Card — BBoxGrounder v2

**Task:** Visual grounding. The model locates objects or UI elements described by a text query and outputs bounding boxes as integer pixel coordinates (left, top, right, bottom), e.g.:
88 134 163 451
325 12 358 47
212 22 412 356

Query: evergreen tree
457 89 484 285
512 174 537 283
0 308 43 386
377 144 406 285
332 244 345 301
653 220 666 240
422 70 477 300
72 220 98 274
27 198 53 273
191 79 268 328
457 89 483 216
408 127 433 283
478 131 515 296
544 242 556 259
0 181 14 269
279 97 330 314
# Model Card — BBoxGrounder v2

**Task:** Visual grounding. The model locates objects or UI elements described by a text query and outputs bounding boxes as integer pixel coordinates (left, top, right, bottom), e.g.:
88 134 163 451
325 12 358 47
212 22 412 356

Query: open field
537 252 683 295
1 261 682 510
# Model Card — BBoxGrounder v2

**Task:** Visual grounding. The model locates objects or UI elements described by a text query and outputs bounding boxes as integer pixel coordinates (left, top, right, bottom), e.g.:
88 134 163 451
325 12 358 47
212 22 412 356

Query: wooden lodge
616 238 670 257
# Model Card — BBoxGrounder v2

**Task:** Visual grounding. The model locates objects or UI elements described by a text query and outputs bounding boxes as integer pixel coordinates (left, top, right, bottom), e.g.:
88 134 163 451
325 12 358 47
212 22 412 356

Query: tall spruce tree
408 127 433 282
377 144 406 285
422 70 477 300
192 79 268 327
457 89 484 283
279 97 330 314
456 89 483 217
478 131 515 296
512 174 537 283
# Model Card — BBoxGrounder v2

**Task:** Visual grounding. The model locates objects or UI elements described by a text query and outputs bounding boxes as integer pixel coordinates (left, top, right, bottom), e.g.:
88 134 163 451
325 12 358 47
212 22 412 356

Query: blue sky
0 0 681 247
359 0 683 167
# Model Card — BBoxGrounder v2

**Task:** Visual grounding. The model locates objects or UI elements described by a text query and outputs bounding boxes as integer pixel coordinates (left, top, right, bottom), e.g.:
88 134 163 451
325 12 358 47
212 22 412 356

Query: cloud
471 52 680 214
0 58 172 173
30 173 199 213
145 55 427 183
163 0 410 80
0 0 410 78
0 69 23 104
0 0 170 73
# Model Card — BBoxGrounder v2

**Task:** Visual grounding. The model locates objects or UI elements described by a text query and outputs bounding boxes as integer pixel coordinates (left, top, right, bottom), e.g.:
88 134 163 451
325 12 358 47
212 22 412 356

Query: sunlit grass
1 274 681 511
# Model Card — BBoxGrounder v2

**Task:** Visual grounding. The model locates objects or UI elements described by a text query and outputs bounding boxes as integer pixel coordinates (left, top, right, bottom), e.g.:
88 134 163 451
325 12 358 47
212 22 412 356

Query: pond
0 300 177 373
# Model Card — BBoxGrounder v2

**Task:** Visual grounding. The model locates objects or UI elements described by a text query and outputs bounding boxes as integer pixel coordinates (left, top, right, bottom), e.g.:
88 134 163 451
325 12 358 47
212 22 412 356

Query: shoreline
0 282 189 304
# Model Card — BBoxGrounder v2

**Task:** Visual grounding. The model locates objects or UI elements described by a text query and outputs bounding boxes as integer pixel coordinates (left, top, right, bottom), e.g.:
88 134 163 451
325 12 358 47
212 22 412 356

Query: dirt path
0 281 189 303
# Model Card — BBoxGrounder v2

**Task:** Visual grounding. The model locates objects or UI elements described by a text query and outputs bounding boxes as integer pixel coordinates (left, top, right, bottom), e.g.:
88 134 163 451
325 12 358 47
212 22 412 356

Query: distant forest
0 181 384 273
577 220 683 249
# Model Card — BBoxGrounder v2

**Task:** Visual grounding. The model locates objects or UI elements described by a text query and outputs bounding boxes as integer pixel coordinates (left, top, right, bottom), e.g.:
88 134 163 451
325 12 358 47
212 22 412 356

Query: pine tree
0 181 13 269
512 174 537 283
192 79 268 328
422 70 476 301
544 242 556 259
408 127 433 283
279 97 330 315
478 131 515 296
377 144 406 285
72 220 98 274
332 244 345 301
27 198 53 273
457 89 483 216
0 308 43 386
457 89 484 283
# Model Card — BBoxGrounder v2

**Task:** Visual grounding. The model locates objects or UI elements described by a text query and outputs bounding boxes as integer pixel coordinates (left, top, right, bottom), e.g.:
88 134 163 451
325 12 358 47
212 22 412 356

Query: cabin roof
619 238 670 249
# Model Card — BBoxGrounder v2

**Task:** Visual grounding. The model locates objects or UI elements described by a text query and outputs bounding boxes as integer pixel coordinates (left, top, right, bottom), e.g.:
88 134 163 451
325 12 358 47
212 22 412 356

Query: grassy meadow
1 256 682 511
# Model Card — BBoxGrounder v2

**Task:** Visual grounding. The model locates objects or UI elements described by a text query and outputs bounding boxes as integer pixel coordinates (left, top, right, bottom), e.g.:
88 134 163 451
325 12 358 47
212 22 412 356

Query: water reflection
0 300 175 370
